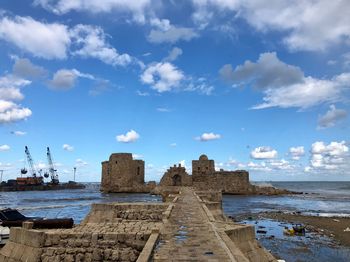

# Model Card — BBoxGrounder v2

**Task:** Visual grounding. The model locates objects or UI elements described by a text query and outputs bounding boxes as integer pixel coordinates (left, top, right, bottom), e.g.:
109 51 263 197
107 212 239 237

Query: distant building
101 153 153 193
159 154 251 193
101 153 289 195
159 164 192 187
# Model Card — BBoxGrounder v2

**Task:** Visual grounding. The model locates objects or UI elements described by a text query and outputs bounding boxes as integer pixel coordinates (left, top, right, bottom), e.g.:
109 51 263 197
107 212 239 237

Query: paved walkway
152 188 235 261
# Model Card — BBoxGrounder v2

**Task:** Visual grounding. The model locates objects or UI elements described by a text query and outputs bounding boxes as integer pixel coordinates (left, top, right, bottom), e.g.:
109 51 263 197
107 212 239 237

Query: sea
0 183 161 223
1 181 350 262
223 181 350 218
223 181 350 262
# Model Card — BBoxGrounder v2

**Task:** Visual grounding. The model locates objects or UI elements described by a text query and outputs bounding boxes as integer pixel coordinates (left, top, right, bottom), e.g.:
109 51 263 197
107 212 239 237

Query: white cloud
269 159 293 170
164 47 183 62
220 52 350 109
0 100 32 124
148 19 199 44
136 90 150 96
157 107 170 112
116 129 140 143
289 146 305 160
0 16 70 59
75 158 88 167
186 77 214 95
48 69 95 90
141 62 184 92
0 16 132 67
11 131 26 136
62 144 74 152
0 74 32 124
148 27 198 44
179 160 186 167
220 52 304 89
70 25 132 66
247 161 271 172
35 0 152 23
308 141 349 171
149 18 171 31
318 105 347 129
0 162 12 171
132 154 144 159
196 132 221 141
192 0 350 51
170 143 177 147
0 144 10 152
0 75 31 101
12 58 47 79
35 162 47 170
0 87 24 101
251 146 277 159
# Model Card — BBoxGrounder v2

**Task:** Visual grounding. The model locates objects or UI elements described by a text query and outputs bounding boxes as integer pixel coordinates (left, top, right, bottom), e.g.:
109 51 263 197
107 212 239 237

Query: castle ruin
101 153 154 193
101 153 291 195
191 154 251 193
159 164 192 187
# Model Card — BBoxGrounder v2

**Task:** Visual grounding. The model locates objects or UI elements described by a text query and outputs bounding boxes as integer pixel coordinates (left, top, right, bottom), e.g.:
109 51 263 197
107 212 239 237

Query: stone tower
101 153 145 193
192 154 215 182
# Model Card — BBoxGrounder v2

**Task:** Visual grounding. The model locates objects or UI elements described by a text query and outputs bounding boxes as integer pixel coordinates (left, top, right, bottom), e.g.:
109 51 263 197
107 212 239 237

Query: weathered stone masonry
159 164 192 187
191 154 251 193
101 153 154 193
101 152 292 195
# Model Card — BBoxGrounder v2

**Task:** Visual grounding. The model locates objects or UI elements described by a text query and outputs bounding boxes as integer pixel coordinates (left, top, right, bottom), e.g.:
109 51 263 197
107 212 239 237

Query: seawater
223 181 350 217
1 181 350 261
0 183 161 223
222 181 350 262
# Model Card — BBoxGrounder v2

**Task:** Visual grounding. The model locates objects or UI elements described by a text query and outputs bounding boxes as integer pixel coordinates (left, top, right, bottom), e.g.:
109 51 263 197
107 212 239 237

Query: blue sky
0 0 349 182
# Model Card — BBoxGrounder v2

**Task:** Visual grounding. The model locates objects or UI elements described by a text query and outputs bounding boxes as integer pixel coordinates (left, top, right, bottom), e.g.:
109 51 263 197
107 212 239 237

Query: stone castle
101 153 155 193
101 153 289 195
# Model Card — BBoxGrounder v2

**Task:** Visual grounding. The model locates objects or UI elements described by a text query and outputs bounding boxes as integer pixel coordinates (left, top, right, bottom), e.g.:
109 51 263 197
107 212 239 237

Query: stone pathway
152 187 235 261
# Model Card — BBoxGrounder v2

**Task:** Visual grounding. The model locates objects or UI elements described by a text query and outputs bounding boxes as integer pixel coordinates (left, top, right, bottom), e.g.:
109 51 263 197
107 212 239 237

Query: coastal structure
101 153 154 193
0 187 276 261
101 152 290 195
159 164 192 186
191 154 251 193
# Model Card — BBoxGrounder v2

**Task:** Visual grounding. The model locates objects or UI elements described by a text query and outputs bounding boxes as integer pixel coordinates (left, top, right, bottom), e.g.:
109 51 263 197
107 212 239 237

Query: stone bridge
0 187 276 261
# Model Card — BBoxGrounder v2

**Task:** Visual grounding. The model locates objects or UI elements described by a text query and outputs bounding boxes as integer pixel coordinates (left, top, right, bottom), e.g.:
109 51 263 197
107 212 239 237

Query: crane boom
47 147 59 184
25 146 37 177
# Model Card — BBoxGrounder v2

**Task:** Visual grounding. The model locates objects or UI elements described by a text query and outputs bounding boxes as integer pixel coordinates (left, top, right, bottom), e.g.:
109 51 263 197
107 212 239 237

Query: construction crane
47 147 59 184
22 146 37 177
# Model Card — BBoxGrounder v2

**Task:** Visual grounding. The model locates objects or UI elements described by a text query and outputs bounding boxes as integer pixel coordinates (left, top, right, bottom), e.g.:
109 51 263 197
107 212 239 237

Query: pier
0 187 276 261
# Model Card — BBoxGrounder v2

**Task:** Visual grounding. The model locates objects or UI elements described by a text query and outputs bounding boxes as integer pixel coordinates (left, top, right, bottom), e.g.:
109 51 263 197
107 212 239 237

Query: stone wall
159 164 192 187
192 154 215 182
193 170 251 194
0 202 168 262
82 203 168 224
101 153 152 193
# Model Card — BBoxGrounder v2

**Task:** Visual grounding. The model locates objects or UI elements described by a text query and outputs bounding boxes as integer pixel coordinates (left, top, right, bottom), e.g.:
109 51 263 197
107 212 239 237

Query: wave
21 196 100 203
17 203 91 211
302 212 350 218
251 182 274 187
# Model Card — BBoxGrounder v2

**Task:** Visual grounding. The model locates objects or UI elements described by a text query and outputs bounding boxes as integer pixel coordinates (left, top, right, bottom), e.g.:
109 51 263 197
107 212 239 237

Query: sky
0 0 349 182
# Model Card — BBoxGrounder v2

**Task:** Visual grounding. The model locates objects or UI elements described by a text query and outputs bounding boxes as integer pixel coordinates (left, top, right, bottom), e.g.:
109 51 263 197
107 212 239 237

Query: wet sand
240 212 350 247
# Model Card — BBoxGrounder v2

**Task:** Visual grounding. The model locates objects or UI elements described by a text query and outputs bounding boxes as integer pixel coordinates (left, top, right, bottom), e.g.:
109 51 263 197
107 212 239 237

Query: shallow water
223 181 350 262
0 183 161 223
225 181 350 217
240 219 350 262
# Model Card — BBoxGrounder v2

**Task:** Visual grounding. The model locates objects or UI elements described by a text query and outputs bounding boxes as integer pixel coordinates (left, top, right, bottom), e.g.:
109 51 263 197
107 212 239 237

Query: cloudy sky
0 0 349 182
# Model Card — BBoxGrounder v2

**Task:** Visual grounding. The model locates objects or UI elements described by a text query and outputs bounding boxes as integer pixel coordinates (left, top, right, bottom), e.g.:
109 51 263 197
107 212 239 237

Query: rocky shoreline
233 211 350 247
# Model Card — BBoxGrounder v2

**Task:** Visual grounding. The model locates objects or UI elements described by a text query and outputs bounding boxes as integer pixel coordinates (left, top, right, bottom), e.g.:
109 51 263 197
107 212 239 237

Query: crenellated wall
159 164 192 187
160 154 253 194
